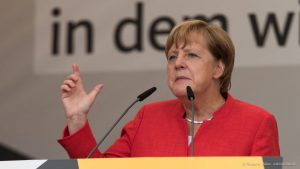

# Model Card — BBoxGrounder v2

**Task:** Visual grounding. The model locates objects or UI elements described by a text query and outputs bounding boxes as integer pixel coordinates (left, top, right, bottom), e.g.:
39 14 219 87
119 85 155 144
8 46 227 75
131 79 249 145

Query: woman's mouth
175 76 191 82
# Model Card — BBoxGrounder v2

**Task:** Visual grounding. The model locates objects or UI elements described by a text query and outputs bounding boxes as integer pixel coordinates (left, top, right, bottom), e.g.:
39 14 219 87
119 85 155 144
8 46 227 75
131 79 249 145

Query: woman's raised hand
60 64 103 134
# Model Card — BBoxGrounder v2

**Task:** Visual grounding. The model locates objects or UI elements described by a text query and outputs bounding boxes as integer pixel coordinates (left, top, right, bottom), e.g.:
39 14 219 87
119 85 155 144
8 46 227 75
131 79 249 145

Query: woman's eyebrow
168 50 178 55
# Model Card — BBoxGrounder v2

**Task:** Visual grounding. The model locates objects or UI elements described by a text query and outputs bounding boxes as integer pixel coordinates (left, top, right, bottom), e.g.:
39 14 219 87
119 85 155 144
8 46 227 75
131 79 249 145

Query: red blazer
58 94 280 158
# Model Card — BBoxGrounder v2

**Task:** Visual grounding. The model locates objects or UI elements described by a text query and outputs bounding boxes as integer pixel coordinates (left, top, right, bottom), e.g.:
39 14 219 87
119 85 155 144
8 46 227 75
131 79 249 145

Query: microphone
186 86 195 101
87 87 157 158
137 87 157 101
186 86 195 156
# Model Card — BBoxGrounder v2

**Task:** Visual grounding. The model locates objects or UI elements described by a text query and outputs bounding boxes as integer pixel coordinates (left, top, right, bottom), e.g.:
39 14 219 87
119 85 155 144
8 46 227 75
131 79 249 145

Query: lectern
0 157 283 169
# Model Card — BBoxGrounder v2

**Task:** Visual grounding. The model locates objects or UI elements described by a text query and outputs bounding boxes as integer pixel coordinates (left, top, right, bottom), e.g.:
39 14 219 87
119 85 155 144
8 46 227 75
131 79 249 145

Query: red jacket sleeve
58 108 144 158
57 121 104 158
250 114 280 156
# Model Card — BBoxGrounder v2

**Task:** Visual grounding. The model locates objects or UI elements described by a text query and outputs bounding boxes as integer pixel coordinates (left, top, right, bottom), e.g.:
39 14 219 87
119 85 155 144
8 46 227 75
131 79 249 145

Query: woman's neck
182 91 225 121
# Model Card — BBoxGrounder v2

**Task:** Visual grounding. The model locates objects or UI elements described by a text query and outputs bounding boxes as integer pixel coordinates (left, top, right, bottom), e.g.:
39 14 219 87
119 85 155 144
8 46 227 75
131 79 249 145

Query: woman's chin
171 88 188 99
169 82 194 98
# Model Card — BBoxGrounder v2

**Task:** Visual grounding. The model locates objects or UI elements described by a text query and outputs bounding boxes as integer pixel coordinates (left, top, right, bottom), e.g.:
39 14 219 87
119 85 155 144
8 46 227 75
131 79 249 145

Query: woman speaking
58 20 280 157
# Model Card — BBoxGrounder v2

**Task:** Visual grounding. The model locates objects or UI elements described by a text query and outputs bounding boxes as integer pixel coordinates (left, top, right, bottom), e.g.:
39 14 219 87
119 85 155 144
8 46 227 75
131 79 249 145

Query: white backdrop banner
34 0 300 74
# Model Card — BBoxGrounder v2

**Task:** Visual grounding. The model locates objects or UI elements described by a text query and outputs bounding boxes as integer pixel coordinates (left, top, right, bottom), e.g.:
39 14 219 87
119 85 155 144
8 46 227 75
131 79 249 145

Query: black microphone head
137 87 157 101
186 86 195 101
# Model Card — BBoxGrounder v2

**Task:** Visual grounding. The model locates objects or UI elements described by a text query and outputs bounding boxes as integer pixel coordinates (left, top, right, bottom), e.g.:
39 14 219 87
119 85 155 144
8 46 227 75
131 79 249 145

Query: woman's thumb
88 84 104 100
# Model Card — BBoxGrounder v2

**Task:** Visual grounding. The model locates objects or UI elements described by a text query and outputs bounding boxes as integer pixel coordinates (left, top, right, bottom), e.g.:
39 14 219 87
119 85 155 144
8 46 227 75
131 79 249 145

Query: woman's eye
187 53 198 58
168 55 177 61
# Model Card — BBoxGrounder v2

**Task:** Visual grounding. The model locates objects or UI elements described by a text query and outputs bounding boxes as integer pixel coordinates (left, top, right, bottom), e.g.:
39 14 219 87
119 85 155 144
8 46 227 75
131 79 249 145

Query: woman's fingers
62 72 80 89
88 84 104 100
60 64 86 98
61 84 71 92
68 74 79 82
63 79 76 88
72 63 81 76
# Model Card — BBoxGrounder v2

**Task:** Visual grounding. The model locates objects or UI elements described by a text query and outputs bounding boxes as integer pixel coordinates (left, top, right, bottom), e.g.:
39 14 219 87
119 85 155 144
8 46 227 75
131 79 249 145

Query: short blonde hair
165 20 235 94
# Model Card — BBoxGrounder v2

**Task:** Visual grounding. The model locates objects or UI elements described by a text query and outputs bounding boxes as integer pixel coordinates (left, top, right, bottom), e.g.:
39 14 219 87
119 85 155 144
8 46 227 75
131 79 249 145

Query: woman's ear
213 60 225 79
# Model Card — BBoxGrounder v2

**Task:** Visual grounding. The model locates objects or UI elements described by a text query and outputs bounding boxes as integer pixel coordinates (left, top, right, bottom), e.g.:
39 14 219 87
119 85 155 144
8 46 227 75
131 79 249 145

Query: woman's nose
175 54 187 70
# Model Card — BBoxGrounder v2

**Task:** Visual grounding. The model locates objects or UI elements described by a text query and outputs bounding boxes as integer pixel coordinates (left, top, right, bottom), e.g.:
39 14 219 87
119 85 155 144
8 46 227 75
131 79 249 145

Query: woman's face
167 33 224 99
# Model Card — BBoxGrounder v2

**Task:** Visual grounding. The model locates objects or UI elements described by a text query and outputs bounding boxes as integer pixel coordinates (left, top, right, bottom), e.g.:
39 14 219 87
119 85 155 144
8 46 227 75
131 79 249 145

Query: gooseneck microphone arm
86 98 139 158
87 87 157 158
186 86 195 156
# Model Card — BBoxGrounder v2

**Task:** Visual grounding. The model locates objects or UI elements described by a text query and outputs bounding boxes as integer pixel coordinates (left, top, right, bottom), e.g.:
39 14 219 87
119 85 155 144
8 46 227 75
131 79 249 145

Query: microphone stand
186 86 195 156
190 97 195 156
87 98 139 158
86 87 157 158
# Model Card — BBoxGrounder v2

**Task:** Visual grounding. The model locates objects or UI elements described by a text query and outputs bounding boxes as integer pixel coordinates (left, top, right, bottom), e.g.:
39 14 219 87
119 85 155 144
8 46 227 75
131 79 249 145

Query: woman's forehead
170 33 207 50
